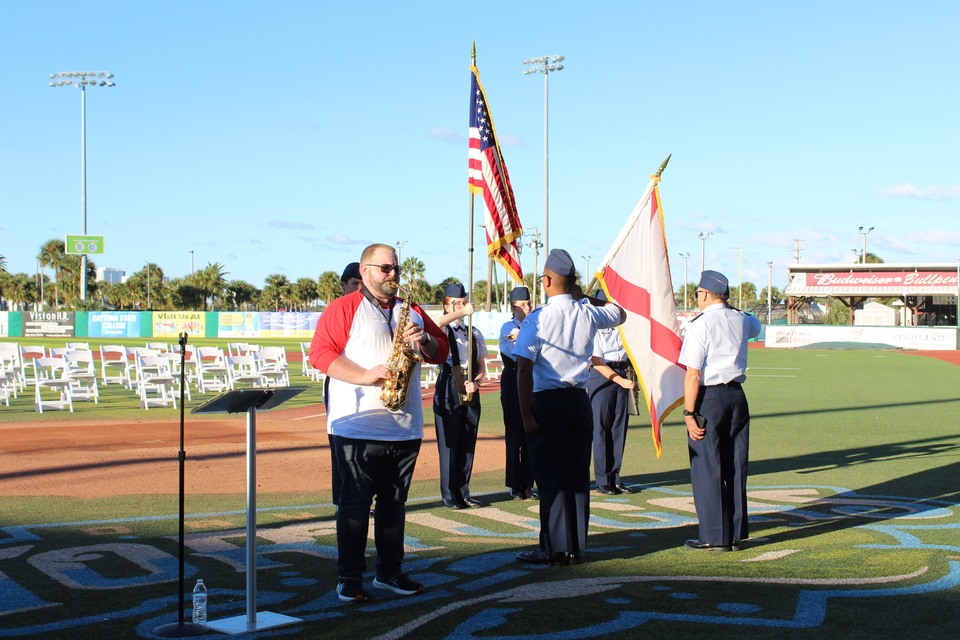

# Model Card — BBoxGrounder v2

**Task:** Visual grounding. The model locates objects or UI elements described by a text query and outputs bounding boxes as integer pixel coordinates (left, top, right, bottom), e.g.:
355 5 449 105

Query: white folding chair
145 341 170 353
63 350 100 403
126 347 160 390
300 341 325 383
66 342 91 351
227 355 266 389
196 346 230 393
162 352 193 402
99 345 129 385
484 347 503 382
137 354 177 409
19 345 46 388
0 343 23 392
33 357 74 413
421 364 438 389
255 346 290 387
0 359 17 405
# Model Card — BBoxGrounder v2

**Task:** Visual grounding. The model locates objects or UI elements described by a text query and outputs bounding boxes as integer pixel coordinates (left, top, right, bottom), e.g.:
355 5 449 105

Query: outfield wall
765 324 958 350
0 310 515 341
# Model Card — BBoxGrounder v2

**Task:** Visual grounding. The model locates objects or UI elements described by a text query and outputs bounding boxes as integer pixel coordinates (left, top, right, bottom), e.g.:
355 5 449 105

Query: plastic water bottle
192 579 208 624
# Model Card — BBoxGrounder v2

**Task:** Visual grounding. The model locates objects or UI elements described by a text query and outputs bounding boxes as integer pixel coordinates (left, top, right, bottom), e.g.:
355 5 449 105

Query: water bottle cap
197 579 203 584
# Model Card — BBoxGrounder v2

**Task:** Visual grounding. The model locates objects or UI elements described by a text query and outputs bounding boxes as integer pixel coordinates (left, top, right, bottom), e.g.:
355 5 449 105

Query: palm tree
291 277 319 311
225 280 258 311
317 271 342 305
38 239 65 310
0 254 6 272
192 262 229 311
263 274 291 311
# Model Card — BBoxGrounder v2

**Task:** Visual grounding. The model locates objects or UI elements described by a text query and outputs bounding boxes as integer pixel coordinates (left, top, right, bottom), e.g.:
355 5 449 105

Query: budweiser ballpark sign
806 271 959 291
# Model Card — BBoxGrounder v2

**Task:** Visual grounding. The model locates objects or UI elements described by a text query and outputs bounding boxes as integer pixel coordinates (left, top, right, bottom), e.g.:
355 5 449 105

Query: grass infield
1 347 959 639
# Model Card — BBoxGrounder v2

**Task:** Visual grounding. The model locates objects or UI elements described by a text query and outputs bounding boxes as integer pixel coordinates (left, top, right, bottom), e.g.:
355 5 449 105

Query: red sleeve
310 291 363 373
412 302 449 365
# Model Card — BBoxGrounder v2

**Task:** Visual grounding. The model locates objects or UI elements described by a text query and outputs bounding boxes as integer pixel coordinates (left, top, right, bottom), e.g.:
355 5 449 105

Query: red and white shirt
310 290 448 441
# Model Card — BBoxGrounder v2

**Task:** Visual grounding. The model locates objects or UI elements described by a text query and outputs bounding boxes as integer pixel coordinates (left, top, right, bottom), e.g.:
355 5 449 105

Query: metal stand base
206 611 302 635
153 621 209 637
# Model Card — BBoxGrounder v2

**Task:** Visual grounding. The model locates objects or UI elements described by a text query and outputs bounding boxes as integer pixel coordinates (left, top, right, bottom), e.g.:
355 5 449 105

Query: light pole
858 226 874 264
49 71 115 302
678 252 691 312
523 54 564 257
189 250 195 276
698 231 713 272
731 246 742 309
767 261 773 325
580 255 591 289
526 228 543 306
146 263 151 310
395 240 408 264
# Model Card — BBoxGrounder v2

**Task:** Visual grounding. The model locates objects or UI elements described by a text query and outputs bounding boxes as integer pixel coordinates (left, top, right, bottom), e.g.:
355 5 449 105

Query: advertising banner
152 311 205 338
260 312 322 338
88 311 142 338
218 312 262 338
24 312 75 337
765 325 956 350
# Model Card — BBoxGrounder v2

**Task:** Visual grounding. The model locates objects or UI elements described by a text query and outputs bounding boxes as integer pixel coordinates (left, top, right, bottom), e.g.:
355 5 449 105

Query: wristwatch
682 409 695 417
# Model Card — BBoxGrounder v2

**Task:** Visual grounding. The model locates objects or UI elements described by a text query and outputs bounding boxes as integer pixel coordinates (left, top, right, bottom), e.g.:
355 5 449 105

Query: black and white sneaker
372 573 424 596
336 579 368 602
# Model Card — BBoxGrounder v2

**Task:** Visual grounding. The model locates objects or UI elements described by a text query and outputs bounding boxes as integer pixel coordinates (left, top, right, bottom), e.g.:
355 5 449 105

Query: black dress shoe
509 489 525 500
443 499 467 510
615 483 635 494
685 539 732 552
595 484 622 495
464 498 484 508
516 549 569 566
525 488 539 500
567 551 582 565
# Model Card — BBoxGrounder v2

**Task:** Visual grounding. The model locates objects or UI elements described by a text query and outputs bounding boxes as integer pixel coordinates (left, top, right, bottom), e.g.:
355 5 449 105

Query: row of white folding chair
196 346 230 393
62 350 99 403
228 342 261 357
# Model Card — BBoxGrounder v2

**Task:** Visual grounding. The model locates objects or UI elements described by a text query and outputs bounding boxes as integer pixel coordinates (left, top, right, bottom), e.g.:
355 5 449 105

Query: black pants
688 384 750 547
587 366 630 487
433 368 480 503
333 436 420 581
500 364 534 491
527 387 593 555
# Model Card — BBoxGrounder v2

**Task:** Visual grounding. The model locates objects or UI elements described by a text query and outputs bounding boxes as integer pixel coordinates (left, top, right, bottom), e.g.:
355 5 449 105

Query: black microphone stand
154 333 207 637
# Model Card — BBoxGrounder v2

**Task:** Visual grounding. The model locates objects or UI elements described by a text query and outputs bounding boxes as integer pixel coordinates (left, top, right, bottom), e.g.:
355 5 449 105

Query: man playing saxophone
309 243 448 603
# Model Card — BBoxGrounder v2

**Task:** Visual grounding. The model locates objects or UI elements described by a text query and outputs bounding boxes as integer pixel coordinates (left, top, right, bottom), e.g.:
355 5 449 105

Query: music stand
192 387 307 634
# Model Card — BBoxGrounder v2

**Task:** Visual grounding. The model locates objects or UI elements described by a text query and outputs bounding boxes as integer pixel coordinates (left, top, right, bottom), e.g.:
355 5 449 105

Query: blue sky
2 0 958 299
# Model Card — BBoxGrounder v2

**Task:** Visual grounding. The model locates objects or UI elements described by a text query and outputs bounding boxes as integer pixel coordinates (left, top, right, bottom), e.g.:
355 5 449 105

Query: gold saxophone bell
380 286 423 411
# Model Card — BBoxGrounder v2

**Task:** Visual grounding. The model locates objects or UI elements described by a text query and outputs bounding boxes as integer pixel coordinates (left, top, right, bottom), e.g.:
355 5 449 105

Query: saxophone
380 288 424 411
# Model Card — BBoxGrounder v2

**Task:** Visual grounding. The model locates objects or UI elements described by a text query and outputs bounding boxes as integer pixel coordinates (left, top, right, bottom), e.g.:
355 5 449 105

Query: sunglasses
365 263 401 274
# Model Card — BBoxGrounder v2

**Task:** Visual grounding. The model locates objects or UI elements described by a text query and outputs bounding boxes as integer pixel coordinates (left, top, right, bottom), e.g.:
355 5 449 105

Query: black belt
604 360 628 368
704 381 742 389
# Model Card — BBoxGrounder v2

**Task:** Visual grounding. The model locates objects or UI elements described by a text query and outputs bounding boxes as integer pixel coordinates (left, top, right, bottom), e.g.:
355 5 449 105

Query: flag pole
466 43 477 388
586 154 671 294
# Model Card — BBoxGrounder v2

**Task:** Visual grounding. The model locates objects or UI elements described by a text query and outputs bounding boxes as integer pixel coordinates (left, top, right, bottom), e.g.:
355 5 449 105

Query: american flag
468 64 523 284
595 174 685 458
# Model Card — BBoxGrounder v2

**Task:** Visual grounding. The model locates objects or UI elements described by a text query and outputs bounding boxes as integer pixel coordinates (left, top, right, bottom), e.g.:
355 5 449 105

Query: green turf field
1 348 959 639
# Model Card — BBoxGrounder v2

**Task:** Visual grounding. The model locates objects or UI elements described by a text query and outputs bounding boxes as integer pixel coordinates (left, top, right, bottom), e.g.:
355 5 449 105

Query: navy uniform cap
444 282 467 298
698 270 729 296
340 262 361 281
509 286 530 302
544 248 576 278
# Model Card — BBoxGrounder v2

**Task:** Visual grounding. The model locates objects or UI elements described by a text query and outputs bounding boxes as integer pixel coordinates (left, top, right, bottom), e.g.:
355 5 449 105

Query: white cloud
429 127 464 144
882 183 960 200
269 220 314 230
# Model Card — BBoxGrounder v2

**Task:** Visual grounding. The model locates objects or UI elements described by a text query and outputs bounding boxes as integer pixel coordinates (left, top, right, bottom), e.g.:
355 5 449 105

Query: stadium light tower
858 226 874 264
49 71 116 302
523 54 564 258
698 231 713 272
678 252 691 311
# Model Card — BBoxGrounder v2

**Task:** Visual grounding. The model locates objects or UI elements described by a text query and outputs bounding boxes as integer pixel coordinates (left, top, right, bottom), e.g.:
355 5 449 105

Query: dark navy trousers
587 366 631 487
688 384 750 547
433 367 481 503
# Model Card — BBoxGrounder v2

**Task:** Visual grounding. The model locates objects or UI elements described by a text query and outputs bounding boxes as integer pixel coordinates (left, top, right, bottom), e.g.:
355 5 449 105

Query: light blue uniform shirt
677 302 762 386
499 318 522 361
514 294 622 392
592 327 627 362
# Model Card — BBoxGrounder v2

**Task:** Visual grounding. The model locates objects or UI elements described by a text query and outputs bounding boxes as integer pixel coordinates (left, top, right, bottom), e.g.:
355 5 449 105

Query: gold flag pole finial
471 41 477 66
652 154 671 182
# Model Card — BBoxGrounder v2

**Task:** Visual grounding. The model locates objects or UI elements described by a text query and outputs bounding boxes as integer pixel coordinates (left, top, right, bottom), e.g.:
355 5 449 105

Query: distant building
96 267 125 284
